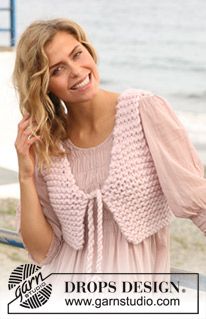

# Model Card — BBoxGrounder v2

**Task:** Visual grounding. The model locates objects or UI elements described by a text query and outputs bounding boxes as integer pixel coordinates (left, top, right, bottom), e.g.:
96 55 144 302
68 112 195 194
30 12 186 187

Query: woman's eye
74 51 82 59
51 66 63 76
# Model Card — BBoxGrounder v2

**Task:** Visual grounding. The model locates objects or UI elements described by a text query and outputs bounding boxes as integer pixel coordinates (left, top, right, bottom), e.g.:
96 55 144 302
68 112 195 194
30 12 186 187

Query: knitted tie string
86 199 94 274
96 189 103 274
86 189 103 275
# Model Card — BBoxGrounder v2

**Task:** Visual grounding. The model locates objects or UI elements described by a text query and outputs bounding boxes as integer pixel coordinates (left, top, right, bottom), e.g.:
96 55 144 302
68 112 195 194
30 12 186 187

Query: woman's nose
69 63 81 78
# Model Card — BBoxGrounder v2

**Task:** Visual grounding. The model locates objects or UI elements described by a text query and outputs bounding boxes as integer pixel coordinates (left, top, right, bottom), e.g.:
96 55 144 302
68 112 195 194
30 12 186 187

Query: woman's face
45 31 100 105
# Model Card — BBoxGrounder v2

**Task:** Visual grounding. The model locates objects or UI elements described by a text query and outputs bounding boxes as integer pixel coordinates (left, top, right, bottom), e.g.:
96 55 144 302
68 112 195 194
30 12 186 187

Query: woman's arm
139 94 206 234
19 176 54 263
15 113 54 263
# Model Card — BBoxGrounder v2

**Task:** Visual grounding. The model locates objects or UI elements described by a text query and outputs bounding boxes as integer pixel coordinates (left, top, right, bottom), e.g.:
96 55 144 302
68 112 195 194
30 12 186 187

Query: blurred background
0 0 206 285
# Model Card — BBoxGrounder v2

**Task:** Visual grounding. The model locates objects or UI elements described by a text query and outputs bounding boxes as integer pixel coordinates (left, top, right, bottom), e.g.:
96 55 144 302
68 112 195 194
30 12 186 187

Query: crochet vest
41 89 172 272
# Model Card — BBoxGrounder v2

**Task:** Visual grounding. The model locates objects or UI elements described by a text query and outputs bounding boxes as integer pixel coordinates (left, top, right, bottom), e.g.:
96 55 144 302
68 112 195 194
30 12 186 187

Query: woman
14 18 206 278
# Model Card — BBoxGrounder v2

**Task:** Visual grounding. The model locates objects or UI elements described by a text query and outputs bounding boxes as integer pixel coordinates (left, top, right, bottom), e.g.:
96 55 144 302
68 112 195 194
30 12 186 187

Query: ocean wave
141 59 206 73
173 91 206 100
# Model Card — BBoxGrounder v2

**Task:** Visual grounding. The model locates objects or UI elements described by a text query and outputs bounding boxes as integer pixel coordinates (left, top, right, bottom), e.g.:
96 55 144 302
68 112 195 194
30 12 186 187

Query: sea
0 0 206 174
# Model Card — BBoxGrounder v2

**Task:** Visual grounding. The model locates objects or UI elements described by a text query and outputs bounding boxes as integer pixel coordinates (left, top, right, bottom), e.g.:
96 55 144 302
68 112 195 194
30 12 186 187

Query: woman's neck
66 89 119 134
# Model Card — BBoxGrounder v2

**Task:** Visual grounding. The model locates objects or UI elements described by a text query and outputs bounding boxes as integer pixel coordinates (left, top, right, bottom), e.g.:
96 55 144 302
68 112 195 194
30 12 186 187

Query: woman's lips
71 73 91 90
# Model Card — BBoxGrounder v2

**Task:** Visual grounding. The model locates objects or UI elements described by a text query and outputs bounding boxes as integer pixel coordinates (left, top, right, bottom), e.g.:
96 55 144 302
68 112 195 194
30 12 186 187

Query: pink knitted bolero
41 89 172 273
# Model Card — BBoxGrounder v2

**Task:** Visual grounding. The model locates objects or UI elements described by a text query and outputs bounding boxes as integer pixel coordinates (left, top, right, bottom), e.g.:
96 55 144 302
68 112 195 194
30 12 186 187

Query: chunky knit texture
41 89 172 272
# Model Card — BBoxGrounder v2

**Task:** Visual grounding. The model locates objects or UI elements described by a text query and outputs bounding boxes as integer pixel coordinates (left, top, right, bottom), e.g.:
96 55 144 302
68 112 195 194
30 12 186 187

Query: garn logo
8 264 52 309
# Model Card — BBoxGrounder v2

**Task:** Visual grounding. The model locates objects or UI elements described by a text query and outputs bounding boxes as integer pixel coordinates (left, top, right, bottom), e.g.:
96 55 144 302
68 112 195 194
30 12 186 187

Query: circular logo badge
8 264 52 309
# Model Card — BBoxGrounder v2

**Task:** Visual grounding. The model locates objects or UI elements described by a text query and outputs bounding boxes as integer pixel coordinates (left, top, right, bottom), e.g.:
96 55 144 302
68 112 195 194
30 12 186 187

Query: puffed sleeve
139 94 206 235
16 164 63 265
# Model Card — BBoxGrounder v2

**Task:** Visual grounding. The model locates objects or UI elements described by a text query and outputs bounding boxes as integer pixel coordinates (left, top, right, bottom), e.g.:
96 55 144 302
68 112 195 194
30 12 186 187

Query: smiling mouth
70 73 91 90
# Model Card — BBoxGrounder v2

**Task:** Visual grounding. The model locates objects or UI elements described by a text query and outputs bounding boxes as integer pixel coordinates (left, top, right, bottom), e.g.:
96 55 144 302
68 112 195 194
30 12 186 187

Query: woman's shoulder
119 88 173 111
119 88 154 101
105 88 155 104
118 89 177 123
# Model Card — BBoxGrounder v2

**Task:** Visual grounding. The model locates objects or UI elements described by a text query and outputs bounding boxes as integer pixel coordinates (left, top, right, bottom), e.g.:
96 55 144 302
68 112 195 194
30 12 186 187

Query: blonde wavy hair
13 18 98 170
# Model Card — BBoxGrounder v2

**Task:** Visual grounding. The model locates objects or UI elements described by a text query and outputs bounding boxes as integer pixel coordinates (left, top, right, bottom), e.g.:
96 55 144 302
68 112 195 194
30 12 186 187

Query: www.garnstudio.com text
64 295 180 308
